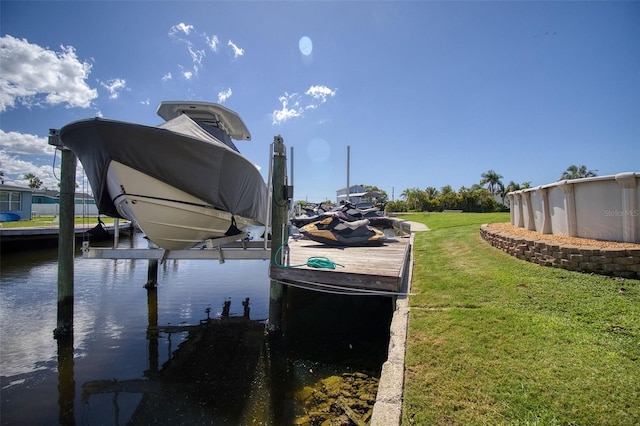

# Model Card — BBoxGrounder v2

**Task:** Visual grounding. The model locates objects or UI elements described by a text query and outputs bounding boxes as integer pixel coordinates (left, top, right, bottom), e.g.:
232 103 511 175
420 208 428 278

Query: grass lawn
399 212 639 425
0 216 118 228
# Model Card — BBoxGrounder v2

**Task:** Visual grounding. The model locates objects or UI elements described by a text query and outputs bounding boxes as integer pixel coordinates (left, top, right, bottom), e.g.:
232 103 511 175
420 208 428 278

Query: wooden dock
0 222 133 251
269 234 412 293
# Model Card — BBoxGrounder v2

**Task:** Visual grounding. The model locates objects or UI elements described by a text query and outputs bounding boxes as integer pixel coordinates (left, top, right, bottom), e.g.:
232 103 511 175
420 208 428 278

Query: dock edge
370 232 414 425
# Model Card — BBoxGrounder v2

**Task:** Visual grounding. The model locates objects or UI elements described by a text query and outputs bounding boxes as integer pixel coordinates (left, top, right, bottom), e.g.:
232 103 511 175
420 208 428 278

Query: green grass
398 213 640 425
0 216 118 228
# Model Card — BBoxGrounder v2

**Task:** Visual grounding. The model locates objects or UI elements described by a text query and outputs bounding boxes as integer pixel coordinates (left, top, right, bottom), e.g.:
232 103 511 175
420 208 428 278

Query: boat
299 215 386 246
59 101 268 250
0 212 20 222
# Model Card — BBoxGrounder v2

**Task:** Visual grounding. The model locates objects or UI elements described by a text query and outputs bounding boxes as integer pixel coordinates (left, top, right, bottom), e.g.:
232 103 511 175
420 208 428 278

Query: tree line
386 164 597 213
3 164 597 213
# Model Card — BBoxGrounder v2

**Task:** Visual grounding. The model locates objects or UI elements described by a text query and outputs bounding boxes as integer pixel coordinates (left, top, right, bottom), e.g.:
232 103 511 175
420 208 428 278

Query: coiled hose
274 244 344 269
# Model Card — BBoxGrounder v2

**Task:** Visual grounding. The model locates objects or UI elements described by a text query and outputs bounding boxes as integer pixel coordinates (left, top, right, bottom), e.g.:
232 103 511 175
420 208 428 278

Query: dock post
145 287 159 378
145 241 159 288
113 217 120 247
50 129 77 340
269 135 288 332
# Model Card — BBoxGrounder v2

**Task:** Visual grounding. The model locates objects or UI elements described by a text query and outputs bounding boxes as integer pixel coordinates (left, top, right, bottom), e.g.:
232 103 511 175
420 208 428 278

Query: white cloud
0 130 92 189
0 35 97 112
169 23 194 37
272 92 302 125
167 24 244 80
140 99 150 106
99 78 127 99
218 88 232 103
0 129 55 156
0 150 61 189
162 72 173 82
188 45 206 74
271 85 337 125
228 40 244 59
207 35 219 52
183 70 193 80
306 85 336 103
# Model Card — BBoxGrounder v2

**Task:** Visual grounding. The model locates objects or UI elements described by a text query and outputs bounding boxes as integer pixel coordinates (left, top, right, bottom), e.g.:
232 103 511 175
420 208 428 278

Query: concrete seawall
371 232 415 425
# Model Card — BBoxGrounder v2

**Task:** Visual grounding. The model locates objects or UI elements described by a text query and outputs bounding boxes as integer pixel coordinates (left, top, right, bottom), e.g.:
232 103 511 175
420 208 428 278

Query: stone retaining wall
480 225 640 279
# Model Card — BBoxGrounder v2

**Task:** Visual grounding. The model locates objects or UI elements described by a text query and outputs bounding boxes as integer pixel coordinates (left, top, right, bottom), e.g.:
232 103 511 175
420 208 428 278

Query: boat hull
107 161 260 250
0 212 20 222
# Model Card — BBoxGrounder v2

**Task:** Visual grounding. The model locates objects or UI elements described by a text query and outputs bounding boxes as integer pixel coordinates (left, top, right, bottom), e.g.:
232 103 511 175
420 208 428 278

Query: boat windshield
195 119 240 152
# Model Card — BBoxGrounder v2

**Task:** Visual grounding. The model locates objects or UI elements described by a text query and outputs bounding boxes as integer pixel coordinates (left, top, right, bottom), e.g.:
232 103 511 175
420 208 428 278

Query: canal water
0 232 393 425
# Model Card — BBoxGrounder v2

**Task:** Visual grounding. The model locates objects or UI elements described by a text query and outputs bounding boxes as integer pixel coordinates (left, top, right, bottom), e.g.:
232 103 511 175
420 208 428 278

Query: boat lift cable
273 243 344 270
270 277 414 297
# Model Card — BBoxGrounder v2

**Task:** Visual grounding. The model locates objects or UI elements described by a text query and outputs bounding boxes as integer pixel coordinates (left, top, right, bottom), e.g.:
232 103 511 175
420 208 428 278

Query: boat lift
70 134 289 264
50 131 292 338
81 235 271 262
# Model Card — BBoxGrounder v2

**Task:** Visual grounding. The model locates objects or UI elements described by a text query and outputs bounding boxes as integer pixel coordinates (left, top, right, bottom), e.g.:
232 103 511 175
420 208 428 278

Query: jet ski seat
333 218 370 231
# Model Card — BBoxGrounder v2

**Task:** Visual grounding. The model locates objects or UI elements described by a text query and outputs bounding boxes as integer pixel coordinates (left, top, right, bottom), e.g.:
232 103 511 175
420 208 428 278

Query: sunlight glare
307 138 330 163
299 36 313 56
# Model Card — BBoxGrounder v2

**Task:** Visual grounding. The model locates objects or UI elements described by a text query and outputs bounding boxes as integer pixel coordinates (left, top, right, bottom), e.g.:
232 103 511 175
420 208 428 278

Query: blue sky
1 1 638 203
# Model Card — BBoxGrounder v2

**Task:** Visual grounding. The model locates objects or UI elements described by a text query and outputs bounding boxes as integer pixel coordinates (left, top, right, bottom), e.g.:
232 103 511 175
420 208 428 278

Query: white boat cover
59 114 267 224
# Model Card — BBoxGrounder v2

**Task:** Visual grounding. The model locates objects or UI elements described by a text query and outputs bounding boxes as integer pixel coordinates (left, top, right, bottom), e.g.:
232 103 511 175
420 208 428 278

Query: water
0 232 392 425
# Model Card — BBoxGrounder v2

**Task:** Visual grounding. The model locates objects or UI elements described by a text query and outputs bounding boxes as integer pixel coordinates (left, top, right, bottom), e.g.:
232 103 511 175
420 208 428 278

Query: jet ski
335 202 395 229
291 203 329 228
292 201 394 229
299 216 386 246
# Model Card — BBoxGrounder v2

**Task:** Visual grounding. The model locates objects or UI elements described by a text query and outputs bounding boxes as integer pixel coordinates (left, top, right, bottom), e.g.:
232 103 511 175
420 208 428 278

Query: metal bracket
159 249 169 264
48 128 67 149
204 232 247 249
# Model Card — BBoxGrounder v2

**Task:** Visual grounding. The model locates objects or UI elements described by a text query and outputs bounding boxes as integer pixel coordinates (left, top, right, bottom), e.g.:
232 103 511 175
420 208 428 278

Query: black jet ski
335 202 395 229
291 203 328 228
299 216 386 246
292 202 394 229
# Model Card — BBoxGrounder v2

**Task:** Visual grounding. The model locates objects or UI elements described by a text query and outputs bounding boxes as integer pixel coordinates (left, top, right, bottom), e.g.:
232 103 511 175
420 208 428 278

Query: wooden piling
54 142 77 339
269 135 288 332
145 241 159 288
146 287 159 378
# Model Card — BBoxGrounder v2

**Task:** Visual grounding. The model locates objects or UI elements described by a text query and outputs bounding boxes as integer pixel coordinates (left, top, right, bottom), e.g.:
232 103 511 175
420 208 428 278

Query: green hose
274 244 343 269
305 256 344 269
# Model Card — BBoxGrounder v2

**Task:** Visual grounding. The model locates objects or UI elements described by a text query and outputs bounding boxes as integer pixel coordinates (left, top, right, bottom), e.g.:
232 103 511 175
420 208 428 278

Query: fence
31 203 100 217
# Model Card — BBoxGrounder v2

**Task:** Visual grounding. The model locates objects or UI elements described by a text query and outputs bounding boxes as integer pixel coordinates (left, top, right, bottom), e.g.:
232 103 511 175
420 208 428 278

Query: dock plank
269 235 411 293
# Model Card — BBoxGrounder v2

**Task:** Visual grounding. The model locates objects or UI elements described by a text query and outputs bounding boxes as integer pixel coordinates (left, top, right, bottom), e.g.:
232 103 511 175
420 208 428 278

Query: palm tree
560 165 598 180
480 170 504 195
438 185 459 210
0 170 4 184
400 187 424 211
424 186 439 200
24 173 43 189
504 181 521 193
440 185 454 195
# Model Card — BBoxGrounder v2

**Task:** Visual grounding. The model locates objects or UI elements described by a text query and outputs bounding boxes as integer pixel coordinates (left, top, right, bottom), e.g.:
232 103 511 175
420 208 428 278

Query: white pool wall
508 172 639 243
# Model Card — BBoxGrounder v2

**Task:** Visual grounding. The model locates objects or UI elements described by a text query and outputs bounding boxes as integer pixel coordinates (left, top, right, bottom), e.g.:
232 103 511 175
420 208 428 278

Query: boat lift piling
49 129 77 340
268 135 290 332
145 241 160 288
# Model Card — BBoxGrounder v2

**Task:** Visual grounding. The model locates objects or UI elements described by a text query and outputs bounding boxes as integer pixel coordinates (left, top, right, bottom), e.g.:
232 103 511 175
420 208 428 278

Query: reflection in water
57 335 75 425
1 232 392 425
81 299 268 425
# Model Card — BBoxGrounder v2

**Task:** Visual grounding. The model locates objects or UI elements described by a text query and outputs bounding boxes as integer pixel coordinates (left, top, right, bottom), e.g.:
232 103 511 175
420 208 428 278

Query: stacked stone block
480 225 640 279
